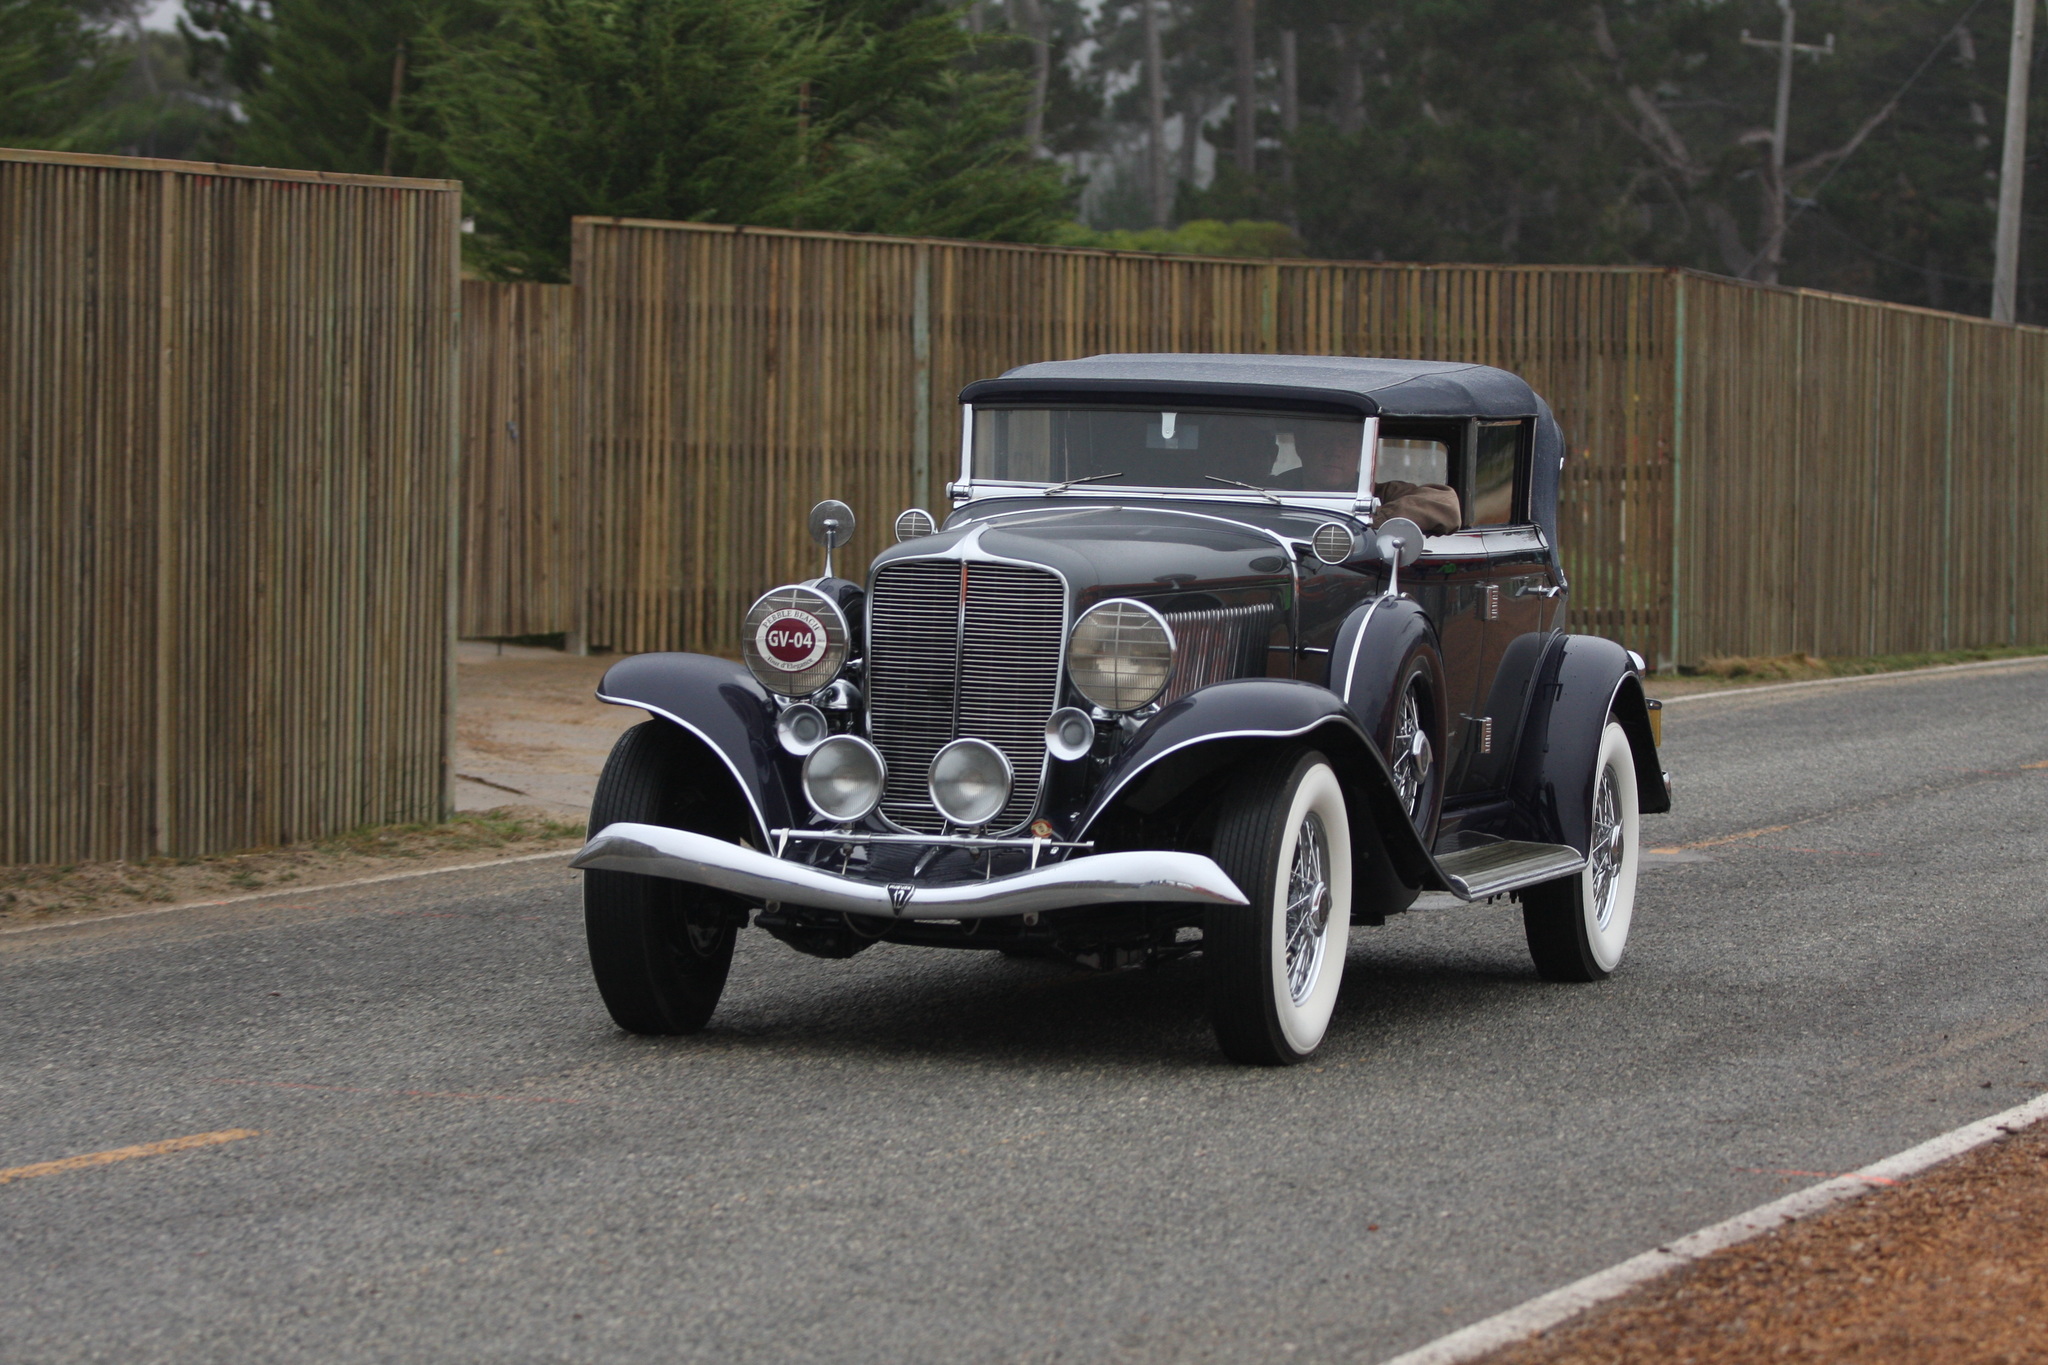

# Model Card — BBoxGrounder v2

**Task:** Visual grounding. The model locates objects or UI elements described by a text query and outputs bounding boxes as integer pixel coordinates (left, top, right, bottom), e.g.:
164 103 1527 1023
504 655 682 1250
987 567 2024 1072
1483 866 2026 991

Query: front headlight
1067 598 1175 713
742 585 849 697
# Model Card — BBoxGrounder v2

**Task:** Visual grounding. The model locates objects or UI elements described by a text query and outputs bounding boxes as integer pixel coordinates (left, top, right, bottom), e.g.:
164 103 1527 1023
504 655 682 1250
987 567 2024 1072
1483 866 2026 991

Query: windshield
972 406 1367 496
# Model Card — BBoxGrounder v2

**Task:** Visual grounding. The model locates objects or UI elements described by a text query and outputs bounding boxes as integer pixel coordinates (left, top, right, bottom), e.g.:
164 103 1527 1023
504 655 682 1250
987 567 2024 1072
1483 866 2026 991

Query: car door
1461 419 1565 793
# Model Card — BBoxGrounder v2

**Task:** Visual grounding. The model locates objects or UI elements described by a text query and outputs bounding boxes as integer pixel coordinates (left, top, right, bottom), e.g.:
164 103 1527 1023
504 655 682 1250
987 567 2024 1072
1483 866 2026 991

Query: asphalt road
5 660 2047 1364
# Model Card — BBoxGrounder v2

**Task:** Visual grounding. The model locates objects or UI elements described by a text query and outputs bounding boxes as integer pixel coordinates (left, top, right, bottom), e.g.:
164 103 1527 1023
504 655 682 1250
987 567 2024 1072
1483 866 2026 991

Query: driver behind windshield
1287 421 1461 535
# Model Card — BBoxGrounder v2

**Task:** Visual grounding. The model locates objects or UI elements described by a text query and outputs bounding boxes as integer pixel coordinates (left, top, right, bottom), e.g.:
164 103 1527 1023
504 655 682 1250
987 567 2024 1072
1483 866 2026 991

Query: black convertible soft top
958 353 1539 420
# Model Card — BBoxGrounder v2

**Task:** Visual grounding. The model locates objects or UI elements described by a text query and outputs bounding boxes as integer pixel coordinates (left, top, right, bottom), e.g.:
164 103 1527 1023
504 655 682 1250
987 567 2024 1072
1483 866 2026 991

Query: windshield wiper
1202 474 1281 504
1045 471 1124 495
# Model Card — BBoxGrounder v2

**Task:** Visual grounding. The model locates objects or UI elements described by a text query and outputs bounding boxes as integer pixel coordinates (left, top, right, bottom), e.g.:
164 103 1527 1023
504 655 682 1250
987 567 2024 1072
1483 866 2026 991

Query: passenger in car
1290 423 1461 535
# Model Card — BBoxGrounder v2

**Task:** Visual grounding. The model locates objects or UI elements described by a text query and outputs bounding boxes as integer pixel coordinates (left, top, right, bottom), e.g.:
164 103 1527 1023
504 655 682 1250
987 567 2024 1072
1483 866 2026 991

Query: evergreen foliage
416 0 1071 280
0 0 128 148
183 0 494 175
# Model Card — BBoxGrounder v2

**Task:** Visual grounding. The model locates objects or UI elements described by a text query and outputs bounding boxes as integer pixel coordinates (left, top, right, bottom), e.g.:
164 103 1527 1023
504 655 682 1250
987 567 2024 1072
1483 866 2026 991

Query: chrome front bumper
570 822 1249 920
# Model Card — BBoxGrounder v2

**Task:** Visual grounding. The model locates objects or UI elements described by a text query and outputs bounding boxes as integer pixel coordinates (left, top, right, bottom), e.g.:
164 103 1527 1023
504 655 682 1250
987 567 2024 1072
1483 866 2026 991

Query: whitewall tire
1207 749 1354 1065
1522 719 1640 981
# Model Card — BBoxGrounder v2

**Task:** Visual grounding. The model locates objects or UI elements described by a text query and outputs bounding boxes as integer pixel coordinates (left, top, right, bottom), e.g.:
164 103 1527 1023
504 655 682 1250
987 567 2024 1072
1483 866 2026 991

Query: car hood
869 500 1308 607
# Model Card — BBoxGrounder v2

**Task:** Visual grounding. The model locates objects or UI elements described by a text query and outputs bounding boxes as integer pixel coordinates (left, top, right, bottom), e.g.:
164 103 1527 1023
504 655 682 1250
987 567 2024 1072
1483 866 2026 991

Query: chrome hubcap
1284 811 1332 1004
1589 766 1624 931
1390 687 1433 826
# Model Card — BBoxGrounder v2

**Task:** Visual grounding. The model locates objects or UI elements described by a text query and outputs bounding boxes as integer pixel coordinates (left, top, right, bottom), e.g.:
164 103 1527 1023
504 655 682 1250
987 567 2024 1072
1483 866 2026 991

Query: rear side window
1376 437 1449 487
1469 421 1524 526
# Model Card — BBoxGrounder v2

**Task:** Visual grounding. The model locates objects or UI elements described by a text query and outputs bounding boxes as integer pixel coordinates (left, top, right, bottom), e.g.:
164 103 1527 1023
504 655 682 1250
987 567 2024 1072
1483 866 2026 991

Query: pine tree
417 0 1072 280
0 0 128 148
183 0 493 176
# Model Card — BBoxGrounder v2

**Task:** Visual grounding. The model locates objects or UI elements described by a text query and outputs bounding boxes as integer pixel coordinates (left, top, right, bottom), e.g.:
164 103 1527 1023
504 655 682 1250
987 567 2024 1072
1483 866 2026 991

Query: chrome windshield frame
955 405 1383 513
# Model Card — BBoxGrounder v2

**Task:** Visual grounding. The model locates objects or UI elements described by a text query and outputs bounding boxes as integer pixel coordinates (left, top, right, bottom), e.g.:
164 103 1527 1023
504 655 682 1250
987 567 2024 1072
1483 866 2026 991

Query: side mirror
808 500 856 579
1374 516 1423 598
1375 516 1424 567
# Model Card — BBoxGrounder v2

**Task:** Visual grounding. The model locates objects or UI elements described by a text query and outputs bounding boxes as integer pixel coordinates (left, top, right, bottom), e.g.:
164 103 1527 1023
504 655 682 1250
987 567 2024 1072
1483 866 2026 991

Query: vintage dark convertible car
570 355 1671 1064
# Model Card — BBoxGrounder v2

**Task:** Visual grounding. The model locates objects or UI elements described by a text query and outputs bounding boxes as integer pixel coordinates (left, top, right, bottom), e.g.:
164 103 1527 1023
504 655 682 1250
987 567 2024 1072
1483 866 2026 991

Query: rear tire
1522 720 1640 982
1206 748 1353 1065
584 720 741 1034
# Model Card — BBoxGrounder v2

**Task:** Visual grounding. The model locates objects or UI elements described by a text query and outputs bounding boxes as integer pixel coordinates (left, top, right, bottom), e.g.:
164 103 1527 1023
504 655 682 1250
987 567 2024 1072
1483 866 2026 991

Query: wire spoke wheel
1388 685 1434 826
1283 811 1332 1004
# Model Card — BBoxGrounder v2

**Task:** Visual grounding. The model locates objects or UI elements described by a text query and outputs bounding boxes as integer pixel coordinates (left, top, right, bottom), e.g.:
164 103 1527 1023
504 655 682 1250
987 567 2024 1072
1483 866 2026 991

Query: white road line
1377 1091 2048 1365
1657 654 2048 707
0 849 575 936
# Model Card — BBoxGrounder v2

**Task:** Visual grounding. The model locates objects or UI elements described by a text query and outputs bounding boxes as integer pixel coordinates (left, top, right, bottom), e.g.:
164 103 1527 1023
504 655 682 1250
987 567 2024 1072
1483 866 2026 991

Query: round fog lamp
1067 598 1175 713
928 738 1013 828
802 735 886 823
1045 707 1095 762
776 702 829 756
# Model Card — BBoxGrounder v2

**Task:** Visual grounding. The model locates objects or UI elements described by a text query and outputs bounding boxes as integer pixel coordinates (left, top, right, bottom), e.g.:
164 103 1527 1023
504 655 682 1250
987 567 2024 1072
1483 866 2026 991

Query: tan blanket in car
1373 481 1462 536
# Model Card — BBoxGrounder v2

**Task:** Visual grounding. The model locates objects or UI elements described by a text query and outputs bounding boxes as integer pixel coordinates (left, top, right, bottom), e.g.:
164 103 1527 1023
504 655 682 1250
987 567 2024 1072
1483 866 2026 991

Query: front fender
1076 679 1441 895
1329 595 1437 739
596 652 795 844
1507 635 1670 853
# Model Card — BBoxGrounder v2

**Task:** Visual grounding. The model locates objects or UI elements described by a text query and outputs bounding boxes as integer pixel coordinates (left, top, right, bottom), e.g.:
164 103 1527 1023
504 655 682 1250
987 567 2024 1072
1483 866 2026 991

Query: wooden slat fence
2 148 460 865
1674 275 2048 661
459 280 575 638
571 219 1677 662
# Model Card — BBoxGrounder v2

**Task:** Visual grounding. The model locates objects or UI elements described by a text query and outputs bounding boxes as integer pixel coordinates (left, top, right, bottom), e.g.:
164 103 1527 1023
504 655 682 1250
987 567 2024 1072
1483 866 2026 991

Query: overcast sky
142 0 183 31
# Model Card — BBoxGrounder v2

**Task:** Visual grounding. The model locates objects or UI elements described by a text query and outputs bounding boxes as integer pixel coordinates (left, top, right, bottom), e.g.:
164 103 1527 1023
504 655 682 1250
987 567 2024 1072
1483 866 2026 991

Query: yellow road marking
2023 761 2048 770
0 1129 260 1185
1648 823 1794 855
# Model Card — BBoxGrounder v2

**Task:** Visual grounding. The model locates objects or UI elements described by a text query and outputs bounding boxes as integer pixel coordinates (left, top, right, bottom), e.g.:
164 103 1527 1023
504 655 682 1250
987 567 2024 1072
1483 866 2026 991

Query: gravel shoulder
1487 1118 2048 1365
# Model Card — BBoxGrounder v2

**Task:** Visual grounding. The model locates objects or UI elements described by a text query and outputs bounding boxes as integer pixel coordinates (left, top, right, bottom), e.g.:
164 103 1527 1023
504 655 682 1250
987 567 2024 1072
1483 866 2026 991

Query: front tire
584 720 741 1034
1522 719 1641 981
1206 748 1354 1065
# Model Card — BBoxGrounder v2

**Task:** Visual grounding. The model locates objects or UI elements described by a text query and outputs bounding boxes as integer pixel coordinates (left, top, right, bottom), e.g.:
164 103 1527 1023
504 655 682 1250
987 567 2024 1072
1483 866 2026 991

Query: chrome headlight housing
801 735 886 823
742 585 849 697
928 738 1013 828
1067 598 1175 713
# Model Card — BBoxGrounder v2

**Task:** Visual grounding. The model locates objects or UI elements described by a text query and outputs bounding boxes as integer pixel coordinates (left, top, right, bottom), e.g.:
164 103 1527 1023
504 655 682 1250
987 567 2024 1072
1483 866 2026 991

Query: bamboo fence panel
576 219 1677 662
1 148 460 866
1672 274 2048 661
565 217 2045 666
460 280 575 638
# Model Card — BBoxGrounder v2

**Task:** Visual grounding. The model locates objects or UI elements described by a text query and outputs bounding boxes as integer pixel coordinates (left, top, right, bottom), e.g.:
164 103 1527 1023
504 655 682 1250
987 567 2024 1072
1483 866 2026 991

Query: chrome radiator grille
867 559 1067 833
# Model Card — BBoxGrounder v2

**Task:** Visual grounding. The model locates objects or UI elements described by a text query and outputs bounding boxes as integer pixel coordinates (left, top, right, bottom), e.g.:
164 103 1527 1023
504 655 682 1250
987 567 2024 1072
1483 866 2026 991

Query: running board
1433 840 1585 900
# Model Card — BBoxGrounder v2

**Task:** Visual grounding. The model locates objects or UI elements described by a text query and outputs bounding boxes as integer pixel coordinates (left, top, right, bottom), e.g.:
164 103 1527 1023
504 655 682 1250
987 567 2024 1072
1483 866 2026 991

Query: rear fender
597 653 794 845
1076 679 1442 900
1506 636 1670 853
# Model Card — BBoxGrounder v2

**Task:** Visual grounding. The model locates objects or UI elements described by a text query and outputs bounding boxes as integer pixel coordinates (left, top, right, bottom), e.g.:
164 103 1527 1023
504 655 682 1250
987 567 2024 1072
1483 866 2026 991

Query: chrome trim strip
770 828 1094 852
964 501 1307 555
570 822 1248 919
1078 715 1363 840
594 692 770 844
1337 596 1388 709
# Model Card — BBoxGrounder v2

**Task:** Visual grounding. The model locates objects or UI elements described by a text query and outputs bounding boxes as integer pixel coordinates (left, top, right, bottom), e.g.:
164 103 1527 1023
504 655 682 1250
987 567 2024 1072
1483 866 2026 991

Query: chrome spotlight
928 738 1013 828
801 735 886 823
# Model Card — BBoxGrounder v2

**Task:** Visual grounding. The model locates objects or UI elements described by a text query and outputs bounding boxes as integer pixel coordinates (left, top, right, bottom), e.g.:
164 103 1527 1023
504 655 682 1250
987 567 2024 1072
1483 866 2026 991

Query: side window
1469 420 1525 526
1376 436 1450 486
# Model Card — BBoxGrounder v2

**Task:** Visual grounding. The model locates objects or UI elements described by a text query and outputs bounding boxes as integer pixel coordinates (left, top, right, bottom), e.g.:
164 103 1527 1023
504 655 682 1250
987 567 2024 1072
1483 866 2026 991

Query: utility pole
1234 0 1256 174
1993 0 2037 323
1144 0 1169 227
1741 1 1835 284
